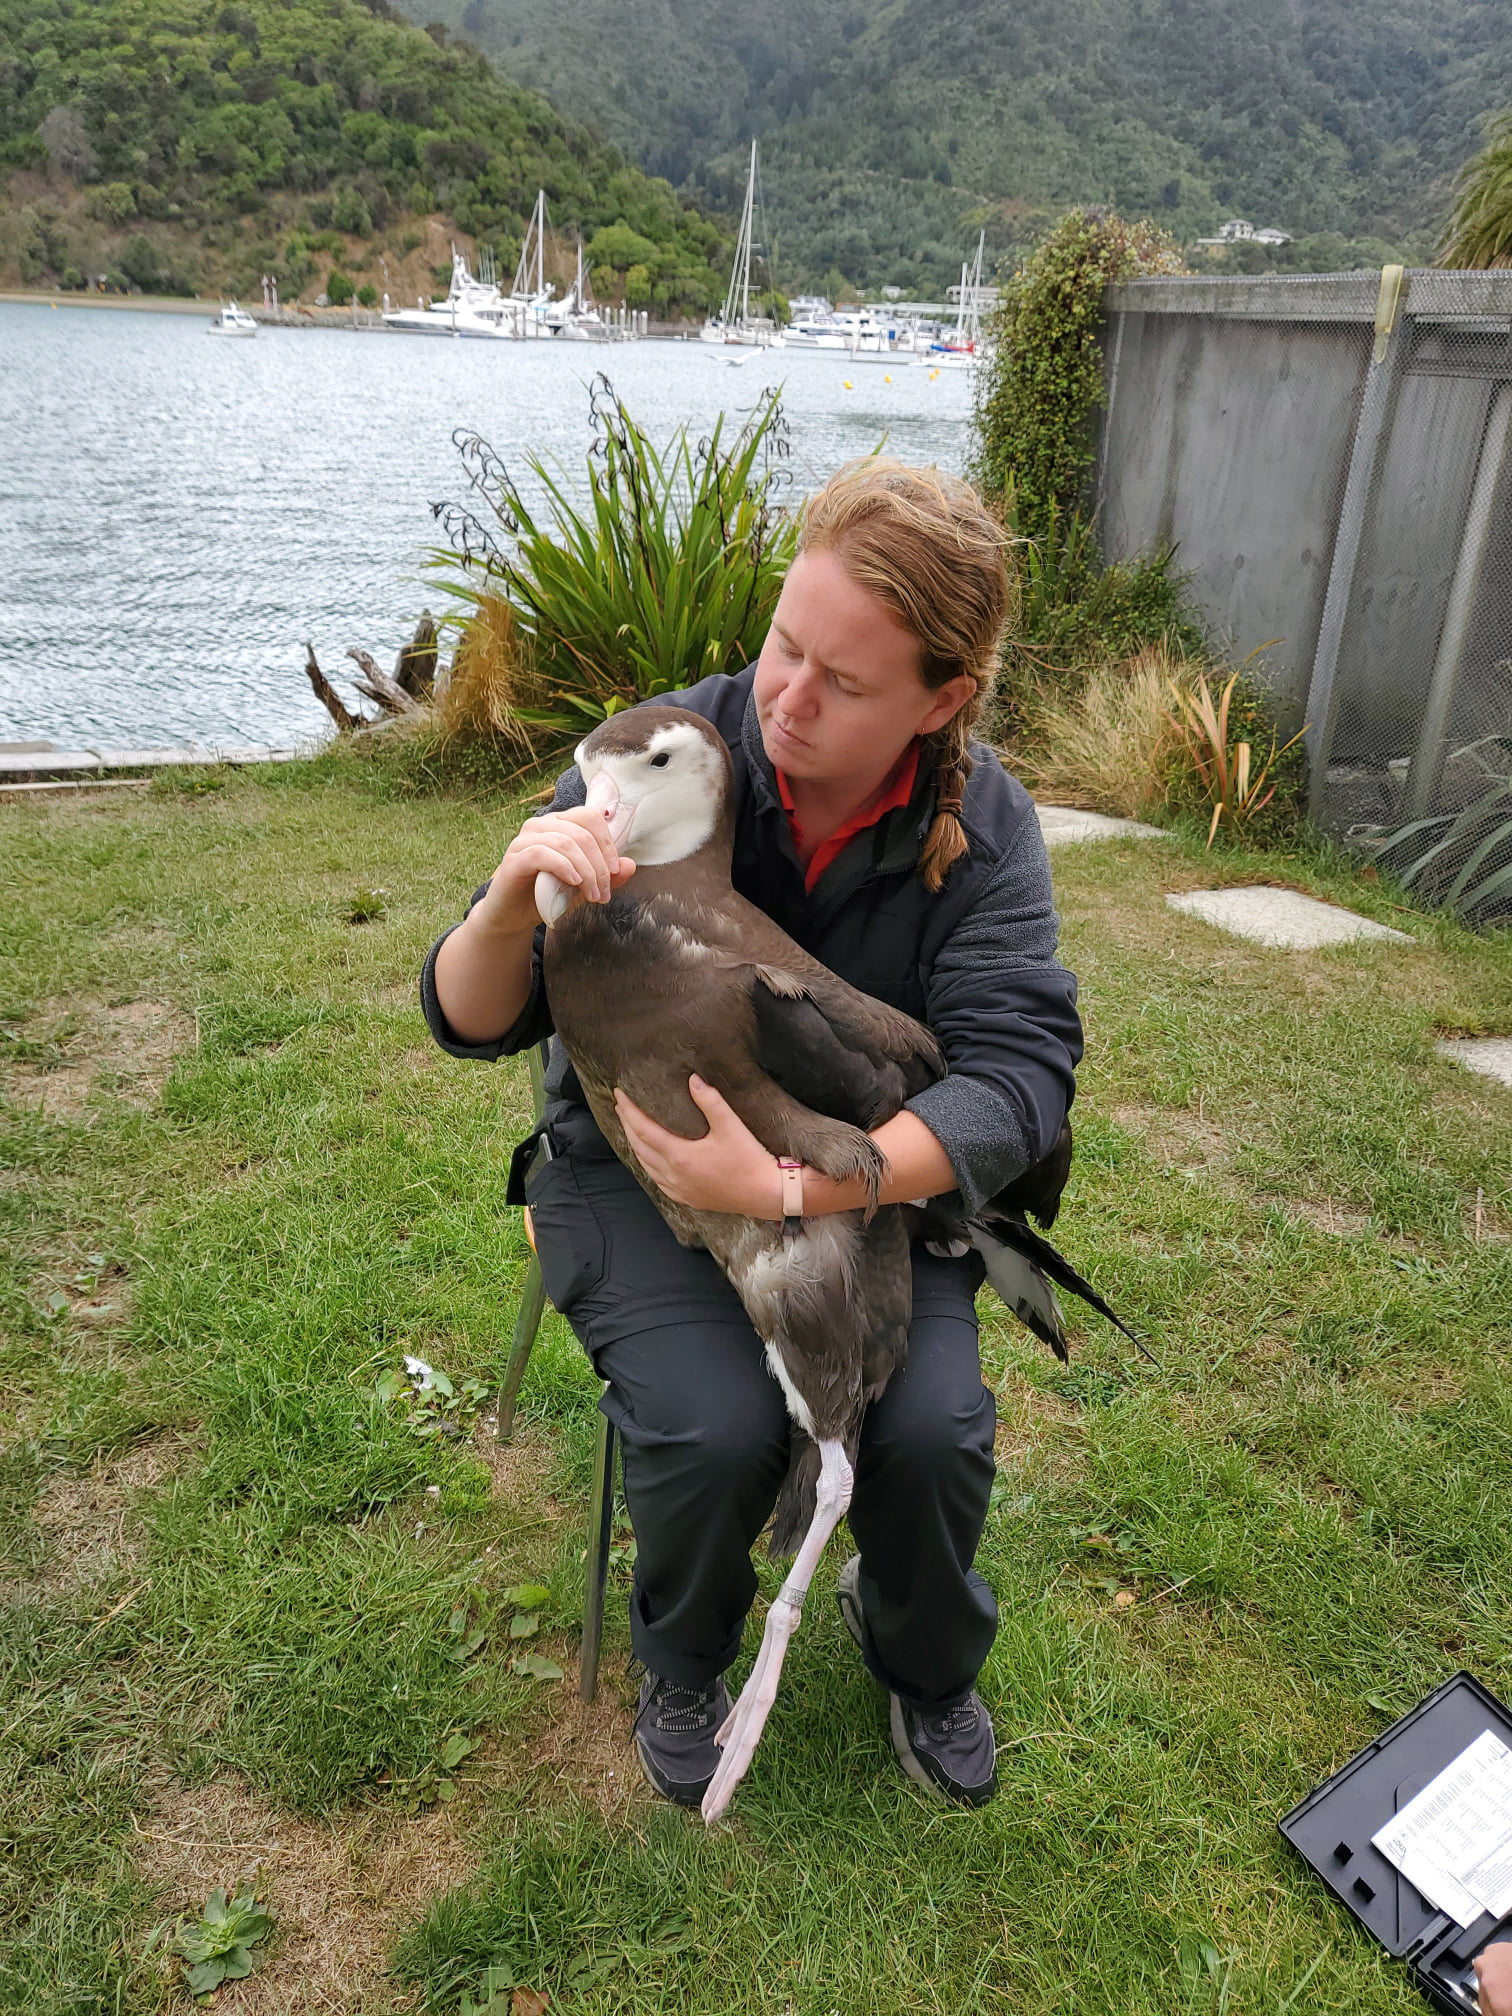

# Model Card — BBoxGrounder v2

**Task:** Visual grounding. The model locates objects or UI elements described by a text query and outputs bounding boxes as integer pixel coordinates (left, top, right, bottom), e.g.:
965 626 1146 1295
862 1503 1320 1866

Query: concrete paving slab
0 744 307 782
1036 805 1167 847
1166 886 1411 949
1435 1038 1512 1088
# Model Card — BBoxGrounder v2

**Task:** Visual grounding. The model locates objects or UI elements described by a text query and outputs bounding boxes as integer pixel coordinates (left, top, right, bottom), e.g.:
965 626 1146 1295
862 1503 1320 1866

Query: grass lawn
2 755 1509 2016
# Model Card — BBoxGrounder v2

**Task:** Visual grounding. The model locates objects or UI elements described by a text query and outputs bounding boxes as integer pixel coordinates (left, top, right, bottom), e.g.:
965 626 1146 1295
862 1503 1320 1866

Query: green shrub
427 373 797 766
973 209 1184 539
331 184 372 236
85 180 135 223
325 268 354 305
357 282 378 307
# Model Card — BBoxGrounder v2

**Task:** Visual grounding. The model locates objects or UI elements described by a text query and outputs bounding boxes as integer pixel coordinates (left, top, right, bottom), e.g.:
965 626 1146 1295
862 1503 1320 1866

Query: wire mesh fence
1098 270 1512 922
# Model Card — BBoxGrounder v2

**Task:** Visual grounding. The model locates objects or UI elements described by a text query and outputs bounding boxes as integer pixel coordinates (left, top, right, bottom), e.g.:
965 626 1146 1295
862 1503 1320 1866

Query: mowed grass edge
1 758 1509 2015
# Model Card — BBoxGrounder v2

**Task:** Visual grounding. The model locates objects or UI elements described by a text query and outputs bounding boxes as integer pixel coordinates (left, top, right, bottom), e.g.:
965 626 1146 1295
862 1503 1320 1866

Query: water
0 302 975 752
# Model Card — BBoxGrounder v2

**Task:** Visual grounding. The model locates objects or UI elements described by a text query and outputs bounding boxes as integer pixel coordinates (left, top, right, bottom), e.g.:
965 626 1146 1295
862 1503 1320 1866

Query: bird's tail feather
769 1436 821 1559
970 1215 1146 1357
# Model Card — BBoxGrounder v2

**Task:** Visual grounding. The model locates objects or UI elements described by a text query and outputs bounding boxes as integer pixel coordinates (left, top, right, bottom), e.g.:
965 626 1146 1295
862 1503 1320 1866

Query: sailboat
505 189 557 337
920 230 988 368
547 239 607 340
701 141 785 348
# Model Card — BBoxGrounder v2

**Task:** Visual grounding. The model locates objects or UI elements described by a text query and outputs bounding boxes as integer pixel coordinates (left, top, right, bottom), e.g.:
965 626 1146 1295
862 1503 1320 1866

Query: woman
422 459 1082 1809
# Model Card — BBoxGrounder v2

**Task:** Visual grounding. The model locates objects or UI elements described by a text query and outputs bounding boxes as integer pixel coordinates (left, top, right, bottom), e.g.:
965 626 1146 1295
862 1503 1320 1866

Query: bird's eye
649 752 671 768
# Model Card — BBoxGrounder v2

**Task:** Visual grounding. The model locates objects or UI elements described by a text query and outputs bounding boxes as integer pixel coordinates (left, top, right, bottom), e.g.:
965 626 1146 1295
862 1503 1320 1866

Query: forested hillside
399 0 1512 292
0 0 728 307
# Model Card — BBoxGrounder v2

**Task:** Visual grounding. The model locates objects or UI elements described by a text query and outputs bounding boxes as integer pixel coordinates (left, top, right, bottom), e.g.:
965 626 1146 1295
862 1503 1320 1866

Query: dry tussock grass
435 595 545 762
1013 644 1202 820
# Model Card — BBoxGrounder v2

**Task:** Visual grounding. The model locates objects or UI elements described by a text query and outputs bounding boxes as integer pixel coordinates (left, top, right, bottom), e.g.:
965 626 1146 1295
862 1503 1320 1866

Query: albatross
534 705 1132 1824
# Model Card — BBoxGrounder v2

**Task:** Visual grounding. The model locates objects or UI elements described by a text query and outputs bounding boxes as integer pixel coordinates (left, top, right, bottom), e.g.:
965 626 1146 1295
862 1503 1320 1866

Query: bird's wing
744 966 942 1130
988 1119 1074 1229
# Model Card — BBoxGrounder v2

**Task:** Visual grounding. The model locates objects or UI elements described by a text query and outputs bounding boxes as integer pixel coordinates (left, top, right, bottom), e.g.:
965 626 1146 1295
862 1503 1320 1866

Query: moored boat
207 301 258 337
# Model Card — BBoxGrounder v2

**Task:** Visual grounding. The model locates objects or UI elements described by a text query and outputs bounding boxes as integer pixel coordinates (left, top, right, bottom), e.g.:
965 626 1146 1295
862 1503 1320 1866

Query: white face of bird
574 719 725 866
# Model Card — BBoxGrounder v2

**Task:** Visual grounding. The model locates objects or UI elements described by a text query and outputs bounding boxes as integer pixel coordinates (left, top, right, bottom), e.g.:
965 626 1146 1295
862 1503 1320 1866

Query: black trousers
527 1104 999 1714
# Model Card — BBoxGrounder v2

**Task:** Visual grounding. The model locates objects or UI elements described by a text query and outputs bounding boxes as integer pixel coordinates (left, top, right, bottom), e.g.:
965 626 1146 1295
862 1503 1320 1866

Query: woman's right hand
473 804 636 937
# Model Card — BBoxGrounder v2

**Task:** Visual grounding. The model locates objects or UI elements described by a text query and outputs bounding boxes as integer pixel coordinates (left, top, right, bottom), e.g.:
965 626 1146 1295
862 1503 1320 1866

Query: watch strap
776 1157 804 1221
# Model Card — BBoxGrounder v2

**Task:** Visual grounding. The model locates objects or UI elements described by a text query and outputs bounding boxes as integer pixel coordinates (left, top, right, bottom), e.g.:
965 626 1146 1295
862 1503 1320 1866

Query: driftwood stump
395 611 439 699
347 648 421 716
304 643 365 733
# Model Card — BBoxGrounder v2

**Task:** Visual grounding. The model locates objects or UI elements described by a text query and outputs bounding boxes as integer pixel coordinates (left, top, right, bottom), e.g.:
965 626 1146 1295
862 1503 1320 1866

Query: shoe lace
922 1701 979 1743
653 1679 719 1733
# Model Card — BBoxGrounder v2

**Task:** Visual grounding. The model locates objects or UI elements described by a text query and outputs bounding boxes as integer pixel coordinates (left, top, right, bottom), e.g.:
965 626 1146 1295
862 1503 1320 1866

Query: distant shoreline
0 290 698 336
0 289 217 315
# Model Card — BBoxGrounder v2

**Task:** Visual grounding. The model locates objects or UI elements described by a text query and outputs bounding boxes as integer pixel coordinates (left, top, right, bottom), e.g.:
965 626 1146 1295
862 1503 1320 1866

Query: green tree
623 260 651 306
326 268 354 304
1440 109 1512 268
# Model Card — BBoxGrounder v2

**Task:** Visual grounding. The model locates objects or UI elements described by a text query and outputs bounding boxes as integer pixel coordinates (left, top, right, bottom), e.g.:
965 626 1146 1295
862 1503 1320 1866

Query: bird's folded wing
746 966 943 1130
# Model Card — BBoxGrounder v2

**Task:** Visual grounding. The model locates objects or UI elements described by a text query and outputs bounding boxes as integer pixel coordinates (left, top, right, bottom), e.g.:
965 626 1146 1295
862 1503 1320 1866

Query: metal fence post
1403 380 1512 819
1302 267 1411 813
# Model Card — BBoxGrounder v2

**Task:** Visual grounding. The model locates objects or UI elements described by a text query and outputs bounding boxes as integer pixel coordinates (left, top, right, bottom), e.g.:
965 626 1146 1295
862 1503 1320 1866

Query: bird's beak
584 766 633 850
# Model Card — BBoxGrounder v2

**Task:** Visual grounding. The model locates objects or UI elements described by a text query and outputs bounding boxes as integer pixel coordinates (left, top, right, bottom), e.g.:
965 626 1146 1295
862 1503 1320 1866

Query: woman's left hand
614 1076 783 1218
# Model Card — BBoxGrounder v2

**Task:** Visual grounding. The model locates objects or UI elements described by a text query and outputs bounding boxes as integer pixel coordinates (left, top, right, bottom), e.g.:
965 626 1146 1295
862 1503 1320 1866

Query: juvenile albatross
534 706 1131 1824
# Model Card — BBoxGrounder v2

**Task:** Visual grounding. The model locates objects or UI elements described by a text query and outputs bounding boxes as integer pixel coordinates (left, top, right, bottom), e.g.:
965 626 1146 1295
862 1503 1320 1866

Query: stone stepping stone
1166 886 1411 949
1435 1037 1512 1088
1036 805 1166 847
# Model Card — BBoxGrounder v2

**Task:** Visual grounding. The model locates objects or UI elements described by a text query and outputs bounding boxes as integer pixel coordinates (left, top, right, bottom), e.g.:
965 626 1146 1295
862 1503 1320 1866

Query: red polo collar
775 741 921 893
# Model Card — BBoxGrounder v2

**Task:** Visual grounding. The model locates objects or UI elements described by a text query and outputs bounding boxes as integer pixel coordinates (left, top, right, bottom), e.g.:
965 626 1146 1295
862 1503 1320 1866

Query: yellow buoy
883 373 892 383
843 379 852 389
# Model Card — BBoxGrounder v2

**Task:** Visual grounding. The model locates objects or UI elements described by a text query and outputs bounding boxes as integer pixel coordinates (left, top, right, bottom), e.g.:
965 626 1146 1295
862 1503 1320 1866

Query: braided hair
797 458 1015 892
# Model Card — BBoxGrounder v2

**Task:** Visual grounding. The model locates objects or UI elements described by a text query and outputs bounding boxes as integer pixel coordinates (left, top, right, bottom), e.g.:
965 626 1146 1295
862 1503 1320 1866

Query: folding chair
496 1038 618 1703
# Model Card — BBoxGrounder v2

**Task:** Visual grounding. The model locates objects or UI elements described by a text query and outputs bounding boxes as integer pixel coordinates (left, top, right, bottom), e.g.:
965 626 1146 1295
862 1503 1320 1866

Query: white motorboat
383 249 516 338
207 301 257 337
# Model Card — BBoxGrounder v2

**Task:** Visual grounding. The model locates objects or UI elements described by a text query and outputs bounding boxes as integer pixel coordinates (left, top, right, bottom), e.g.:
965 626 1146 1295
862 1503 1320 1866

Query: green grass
1 760 1509 2015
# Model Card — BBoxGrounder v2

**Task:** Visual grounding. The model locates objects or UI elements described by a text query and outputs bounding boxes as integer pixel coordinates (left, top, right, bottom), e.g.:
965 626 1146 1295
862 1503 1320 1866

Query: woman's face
754 548 975 785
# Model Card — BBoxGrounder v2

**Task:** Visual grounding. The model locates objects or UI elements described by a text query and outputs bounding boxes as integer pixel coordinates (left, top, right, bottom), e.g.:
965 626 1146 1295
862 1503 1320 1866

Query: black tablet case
1280 1672 1512 2013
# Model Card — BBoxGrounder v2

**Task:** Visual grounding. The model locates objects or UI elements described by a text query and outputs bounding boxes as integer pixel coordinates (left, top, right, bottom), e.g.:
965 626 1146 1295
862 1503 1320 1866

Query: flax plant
1166 670 1305 846
429 375 797 767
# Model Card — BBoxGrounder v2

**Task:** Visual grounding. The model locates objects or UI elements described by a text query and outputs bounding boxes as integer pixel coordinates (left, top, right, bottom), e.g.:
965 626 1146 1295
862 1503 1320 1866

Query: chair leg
496 1255 546 1444
579 1407 616 1703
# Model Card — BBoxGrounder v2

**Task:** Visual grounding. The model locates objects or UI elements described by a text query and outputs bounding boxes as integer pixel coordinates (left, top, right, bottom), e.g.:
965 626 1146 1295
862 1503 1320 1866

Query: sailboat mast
724 140 756 327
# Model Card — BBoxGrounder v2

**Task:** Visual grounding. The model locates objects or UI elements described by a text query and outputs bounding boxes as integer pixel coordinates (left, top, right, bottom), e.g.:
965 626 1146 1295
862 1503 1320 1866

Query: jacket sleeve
417 765 589 1062
904 812 1083 1212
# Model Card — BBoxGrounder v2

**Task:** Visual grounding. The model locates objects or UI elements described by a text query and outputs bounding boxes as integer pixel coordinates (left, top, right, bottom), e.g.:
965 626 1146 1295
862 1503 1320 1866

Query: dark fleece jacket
419 664 1083 1212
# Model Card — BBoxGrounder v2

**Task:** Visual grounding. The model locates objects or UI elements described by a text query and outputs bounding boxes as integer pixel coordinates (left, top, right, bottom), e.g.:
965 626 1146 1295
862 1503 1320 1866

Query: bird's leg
701 1438 852 1825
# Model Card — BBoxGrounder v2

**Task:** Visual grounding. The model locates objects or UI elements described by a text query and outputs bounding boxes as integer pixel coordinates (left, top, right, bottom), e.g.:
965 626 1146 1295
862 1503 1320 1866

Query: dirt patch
1287 1198 1375 1238
471 1419 560 1511
514 1654 645 1824
7 1432 185 1597
1111 1103 1231 1173
131 1774 491 2015
4 995 193 1115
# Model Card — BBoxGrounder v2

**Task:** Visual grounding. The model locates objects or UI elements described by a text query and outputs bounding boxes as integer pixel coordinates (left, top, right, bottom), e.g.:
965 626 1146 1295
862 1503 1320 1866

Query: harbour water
0 302 974 752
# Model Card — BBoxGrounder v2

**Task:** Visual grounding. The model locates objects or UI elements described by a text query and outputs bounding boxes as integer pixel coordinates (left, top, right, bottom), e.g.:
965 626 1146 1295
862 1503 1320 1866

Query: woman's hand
1476 1943 1512 2016
474 804 636 939
615 1077 784 1218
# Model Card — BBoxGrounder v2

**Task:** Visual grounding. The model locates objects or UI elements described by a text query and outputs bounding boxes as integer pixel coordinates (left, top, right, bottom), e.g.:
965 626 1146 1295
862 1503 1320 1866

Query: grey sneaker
633 1671 731 1808
836 1555 997 1807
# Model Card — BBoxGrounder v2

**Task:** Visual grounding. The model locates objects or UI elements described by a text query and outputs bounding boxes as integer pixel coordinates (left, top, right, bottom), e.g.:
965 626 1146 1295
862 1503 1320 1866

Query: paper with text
1371 1729 1512 1929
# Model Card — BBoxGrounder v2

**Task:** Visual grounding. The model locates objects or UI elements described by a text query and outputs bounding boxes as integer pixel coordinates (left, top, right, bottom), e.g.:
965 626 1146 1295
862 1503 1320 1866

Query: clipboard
1280 1672 1512 2014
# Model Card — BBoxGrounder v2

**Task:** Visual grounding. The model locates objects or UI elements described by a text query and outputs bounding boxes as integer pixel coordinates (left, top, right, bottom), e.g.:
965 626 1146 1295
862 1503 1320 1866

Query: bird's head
574 707 733 869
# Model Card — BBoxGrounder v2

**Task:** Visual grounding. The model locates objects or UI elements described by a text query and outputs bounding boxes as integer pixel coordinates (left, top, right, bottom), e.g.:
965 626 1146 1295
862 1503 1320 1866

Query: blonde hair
798 457 1014 890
